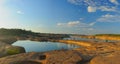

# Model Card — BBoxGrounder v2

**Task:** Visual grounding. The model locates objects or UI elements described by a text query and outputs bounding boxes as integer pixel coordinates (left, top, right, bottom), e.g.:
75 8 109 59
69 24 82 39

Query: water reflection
12 40 80 52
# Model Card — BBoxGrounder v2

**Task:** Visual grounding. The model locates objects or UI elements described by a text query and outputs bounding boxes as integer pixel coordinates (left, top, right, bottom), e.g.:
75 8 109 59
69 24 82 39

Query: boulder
0 52 45 64
0 42 11 57
0 42 25 57
5 46 25 55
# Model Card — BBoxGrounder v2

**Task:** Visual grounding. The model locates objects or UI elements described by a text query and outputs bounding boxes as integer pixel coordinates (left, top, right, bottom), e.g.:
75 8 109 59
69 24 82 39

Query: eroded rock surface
45 50 82 64
90 53 120 64
0 50 82 64
1 39 120 64
0 42 25 57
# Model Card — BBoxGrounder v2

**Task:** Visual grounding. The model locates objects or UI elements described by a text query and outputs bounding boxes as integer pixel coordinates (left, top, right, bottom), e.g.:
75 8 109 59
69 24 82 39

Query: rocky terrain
90 53 120 64
0 50 82 64
0 29 120 64
0 39 120 64
95 35 120 41
78 34 120 41
0 42 25 57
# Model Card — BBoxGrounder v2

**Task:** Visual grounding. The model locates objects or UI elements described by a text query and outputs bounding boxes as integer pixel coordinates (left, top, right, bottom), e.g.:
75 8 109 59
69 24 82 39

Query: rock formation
90 52 120 64
0 50 82 64
0 42 25 57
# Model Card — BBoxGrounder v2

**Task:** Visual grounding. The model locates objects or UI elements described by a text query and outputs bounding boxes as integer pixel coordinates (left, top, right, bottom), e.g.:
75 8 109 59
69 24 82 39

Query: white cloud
68 0 119 12
17 10 24 14
87 6 96 12
98 6 117 12
57 20 97 34
87 6 117 12
68 21 79 26
89 22 96 26
67 0 77 5
57 21 96 27
79 18 84 20
68 0 119 6
57 23 65 26
109 0 119 5
57 21 80 27
97 14 120 22
68 0 98 6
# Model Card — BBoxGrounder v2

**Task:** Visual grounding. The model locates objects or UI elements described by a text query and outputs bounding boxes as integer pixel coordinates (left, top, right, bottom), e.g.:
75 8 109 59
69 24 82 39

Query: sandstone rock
0 42 25 57
0 52 43 64
0 50 82 64
90 54 120 64
45 50 82 64
0 37 17 44
39 54 46 60
0 42 11 57
12 60 42 64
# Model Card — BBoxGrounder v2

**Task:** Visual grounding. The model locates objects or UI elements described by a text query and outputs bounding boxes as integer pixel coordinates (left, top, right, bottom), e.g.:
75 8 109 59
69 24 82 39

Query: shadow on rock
12 60 42 64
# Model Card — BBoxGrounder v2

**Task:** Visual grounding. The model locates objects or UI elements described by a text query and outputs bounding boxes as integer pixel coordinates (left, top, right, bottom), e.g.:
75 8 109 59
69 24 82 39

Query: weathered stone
0 52 43 64
0 42 25 57
45 50 82 64
5 46 25 55
12 60 42 64
39 54 46 60
0 50 82 64
90 54 120 64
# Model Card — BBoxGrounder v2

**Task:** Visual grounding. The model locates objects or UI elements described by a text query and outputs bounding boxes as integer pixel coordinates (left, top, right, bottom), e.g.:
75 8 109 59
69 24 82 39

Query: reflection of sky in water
12 40 80 52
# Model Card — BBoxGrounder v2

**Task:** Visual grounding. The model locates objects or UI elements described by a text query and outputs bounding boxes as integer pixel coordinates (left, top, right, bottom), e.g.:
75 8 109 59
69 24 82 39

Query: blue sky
0 0 120 34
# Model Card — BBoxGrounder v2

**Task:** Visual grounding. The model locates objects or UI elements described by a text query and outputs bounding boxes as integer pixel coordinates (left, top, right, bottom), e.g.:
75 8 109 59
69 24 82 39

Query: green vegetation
6 48 21 55
0 28 36 44
0 28 70 42
0 28 69 38
0 28 34 36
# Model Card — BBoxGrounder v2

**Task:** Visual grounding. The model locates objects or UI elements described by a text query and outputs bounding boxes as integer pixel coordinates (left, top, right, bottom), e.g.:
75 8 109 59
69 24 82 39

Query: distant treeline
95 34 120 36
0 28 34 36
0 28 69 38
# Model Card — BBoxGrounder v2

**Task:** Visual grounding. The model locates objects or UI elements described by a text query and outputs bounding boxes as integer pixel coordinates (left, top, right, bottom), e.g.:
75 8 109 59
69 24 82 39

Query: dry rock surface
1 40 120 64
90 53 120 64
0 50 82 64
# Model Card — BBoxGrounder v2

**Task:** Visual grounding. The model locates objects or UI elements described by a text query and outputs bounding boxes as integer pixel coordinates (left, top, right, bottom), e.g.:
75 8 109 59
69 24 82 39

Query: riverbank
0 41 120 64
75 34 120 41
1 29 120 64
1 37 120 64
59 40 93 47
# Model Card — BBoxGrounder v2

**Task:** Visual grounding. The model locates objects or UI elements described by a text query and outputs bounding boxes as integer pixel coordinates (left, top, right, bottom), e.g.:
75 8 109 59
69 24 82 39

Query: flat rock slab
90 54 120 64
45 50 82 64
0 52 43 64
0 50 82 64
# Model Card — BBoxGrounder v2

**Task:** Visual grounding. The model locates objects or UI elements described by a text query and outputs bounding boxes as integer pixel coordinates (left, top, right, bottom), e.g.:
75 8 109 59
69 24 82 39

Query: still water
12 40 80 52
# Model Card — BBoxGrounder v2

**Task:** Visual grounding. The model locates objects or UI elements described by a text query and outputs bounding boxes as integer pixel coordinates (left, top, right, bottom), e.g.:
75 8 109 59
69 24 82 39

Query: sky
0 0 120 34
